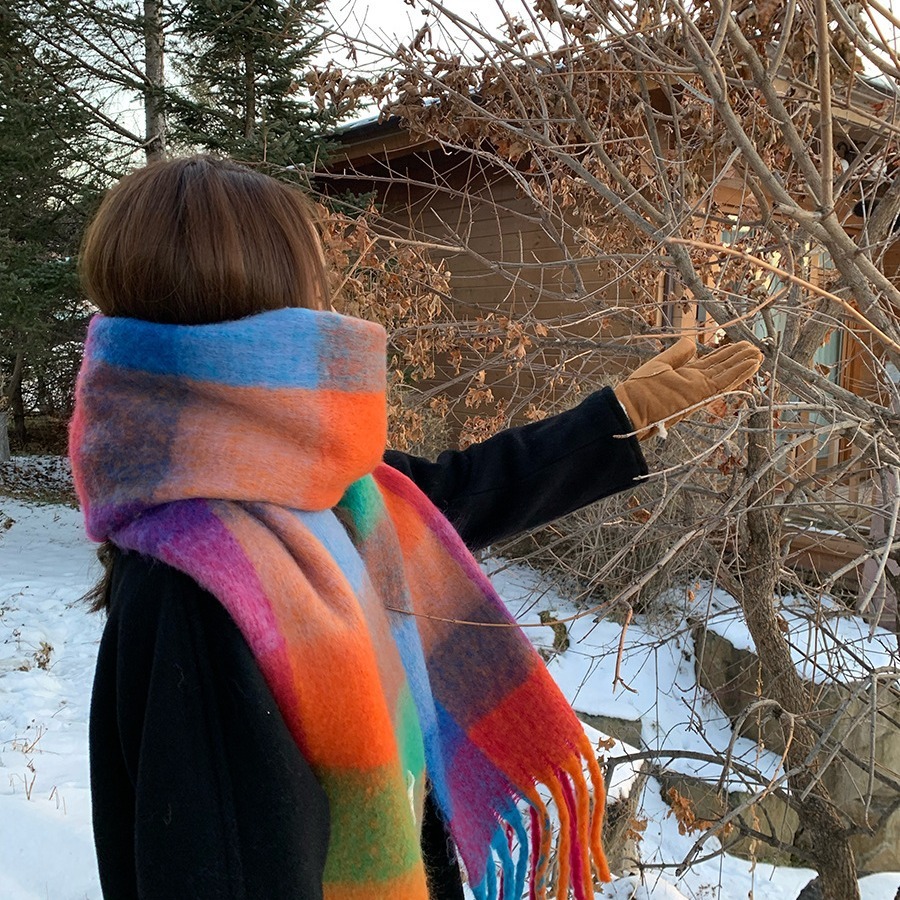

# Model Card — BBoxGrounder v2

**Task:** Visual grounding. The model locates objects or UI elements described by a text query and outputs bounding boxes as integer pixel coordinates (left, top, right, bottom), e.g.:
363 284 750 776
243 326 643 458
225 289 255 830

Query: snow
491 566 784 787
0 497 103 900
698 585 900 684
0 454 74 499
2 461 899 900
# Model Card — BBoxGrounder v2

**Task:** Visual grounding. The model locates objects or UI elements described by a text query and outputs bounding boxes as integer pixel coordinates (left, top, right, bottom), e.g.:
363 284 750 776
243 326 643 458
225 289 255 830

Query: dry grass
0 454 77 507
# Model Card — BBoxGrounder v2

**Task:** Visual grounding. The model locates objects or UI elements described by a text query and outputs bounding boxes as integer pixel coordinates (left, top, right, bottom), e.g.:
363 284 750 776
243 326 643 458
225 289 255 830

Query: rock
795 878 822 900
575 711 642 749
603 764 650 876
657 769 799 865
694 624 900 871
794 878 900 900
691 625 783 748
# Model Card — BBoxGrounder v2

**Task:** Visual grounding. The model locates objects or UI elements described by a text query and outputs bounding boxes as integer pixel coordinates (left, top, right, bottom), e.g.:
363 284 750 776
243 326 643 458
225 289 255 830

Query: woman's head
80 155 328 324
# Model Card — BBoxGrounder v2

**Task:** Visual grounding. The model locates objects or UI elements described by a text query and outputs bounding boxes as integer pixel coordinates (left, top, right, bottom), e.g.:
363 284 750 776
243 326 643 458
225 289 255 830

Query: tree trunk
6 349 27 447
859 471 900 632
0 411 10 464
10 383 26 448
862 170 900 258
244 50 256 142
143 0 166 161
740 408 859 900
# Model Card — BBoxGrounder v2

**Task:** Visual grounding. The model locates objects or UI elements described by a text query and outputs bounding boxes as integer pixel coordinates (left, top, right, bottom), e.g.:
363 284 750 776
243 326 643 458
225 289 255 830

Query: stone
575 711 642 749
693 624 900 871
579 720 648 877
603 764 650 876
795 878 823 900
657 769 799 865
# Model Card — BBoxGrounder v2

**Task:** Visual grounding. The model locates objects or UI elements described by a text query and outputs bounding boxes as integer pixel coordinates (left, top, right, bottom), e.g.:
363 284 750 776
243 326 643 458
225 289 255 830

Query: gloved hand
614 337 763 439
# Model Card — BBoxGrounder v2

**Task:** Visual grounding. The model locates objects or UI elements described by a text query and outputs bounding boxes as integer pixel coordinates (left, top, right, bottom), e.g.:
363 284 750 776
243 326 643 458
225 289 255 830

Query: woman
70 156 761 899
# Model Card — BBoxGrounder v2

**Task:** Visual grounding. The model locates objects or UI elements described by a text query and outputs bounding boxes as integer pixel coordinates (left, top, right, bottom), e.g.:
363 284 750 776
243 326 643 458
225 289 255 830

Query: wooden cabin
318 111 900 587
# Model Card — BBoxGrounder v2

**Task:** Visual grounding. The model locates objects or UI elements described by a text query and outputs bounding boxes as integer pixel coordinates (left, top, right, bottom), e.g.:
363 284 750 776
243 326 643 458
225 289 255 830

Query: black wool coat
90 387 647 899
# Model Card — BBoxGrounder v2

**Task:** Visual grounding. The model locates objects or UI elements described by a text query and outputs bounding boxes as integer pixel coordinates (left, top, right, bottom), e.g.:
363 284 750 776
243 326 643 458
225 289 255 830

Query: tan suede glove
614 338 763 439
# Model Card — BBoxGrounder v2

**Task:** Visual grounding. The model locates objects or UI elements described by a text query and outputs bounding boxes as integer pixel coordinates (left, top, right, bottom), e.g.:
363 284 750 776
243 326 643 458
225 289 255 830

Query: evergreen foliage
0 3 102 443
171 0 335 168
0 0 350 446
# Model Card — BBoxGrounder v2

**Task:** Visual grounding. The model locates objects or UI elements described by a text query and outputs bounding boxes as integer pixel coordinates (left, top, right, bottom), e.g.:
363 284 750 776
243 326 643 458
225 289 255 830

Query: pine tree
13 1 343 170
19 0 156 166
172 0 335 168
0 2 102 446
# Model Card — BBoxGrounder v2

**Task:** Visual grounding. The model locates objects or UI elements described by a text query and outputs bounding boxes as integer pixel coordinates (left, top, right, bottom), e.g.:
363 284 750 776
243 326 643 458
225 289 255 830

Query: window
721 228 844 468
658 271 707 338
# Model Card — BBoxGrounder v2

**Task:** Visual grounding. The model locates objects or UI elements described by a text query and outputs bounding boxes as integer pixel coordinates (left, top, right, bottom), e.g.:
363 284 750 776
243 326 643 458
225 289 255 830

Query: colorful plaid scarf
70 308 609 900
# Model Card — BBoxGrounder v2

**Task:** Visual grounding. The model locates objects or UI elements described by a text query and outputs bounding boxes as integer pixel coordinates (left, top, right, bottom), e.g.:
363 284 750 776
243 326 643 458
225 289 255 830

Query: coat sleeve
90 551 330 900
383 386 648 551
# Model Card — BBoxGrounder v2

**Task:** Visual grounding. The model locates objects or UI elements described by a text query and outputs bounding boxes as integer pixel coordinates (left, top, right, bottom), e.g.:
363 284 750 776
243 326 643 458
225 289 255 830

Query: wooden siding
324 140 900 441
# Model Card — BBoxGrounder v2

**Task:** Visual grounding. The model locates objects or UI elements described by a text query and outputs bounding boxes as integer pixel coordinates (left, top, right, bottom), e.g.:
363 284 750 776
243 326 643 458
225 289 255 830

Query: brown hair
80 155 328 323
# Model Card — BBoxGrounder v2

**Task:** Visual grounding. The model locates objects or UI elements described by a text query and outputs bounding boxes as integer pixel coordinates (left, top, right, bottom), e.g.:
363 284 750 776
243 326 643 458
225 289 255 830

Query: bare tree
314 2 900 898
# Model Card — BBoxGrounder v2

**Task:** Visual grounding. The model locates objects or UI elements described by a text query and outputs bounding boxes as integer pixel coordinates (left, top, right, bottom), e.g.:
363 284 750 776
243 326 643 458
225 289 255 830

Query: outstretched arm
384 386 648 552
385 340 762 552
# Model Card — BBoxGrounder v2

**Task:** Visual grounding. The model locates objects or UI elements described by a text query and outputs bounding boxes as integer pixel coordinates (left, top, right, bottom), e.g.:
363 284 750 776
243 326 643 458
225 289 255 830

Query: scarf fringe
473 741 610 900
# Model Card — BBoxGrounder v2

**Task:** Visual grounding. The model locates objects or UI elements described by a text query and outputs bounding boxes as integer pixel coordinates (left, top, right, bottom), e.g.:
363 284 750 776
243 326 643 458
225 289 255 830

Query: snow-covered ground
0 498 103 900
1 459 899 899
